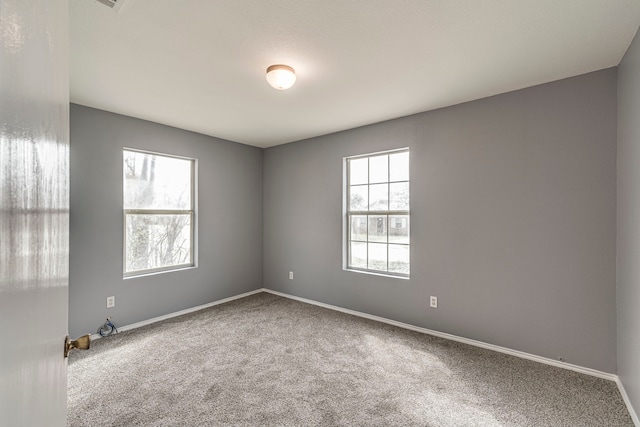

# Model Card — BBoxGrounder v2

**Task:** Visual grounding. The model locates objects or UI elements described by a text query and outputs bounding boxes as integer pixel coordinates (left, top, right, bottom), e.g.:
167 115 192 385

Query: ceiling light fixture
266 64 296 90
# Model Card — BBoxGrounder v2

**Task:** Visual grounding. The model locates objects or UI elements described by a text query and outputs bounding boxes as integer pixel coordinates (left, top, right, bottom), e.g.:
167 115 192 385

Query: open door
0 0 70 425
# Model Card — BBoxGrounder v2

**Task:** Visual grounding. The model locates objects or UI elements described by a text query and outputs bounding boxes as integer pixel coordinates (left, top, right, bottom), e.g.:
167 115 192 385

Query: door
0 0 69 425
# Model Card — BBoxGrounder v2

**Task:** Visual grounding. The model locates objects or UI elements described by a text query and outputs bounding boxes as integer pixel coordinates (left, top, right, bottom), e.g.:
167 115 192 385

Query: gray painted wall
263 69 618 373
69 104 263 338
617 29 640 416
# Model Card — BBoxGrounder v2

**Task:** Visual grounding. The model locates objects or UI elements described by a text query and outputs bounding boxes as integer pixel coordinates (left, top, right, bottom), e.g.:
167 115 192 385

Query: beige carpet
67 292 633 426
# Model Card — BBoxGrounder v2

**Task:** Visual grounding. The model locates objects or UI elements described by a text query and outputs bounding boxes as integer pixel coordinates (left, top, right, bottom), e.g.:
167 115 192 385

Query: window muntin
346 149 409 277
123 149 195 276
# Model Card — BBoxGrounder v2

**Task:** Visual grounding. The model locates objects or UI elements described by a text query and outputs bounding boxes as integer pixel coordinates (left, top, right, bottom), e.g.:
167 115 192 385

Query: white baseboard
90 288 263 341
262 288 616 380
616 377 640 427
87 286 638 425
264 288 640 425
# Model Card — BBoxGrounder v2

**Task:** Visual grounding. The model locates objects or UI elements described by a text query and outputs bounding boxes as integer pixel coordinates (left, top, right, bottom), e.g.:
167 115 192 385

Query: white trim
342 267 410 280
265 288 640 421
344 146 410 160
616 377 640 426
90 289 263 341
262 288 617 381
86 287 638 424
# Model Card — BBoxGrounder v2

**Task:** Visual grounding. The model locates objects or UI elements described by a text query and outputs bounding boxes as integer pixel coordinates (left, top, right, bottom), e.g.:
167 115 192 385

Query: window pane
350 215 367 241
369 155 388 184
389 151 409 182
124 151 192 210
125 214 192 273
369 183 388 210
389 244 410 274
390 182 409 210
349 158 368 185
350 242 367 269
350 185 368 211
345 149 409 277
368 243 388 271
368 216 387 243
389 215 409 244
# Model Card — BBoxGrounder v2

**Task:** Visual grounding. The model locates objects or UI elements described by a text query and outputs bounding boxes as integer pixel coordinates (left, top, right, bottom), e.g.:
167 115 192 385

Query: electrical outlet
430 296 438 308
289 271 294 280
106 296 115 308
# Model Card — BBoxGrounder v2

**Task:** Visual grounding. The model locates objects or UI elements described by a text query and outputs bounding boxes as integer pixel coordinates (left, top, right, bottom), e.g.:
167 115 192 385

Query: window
123 149 195 276
346 149 410 277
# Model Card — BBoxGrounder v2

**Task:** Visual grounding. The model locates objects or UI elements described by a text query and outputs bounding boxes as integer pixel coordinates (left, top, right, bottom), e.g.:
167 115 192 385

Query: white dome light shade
266 64 296 90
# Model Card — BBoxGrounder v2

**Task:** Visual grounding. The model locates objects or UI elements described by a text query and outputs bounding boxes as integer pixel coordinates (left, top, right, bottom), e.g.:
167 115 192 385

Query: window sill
343 267 410 280
124 265 196 280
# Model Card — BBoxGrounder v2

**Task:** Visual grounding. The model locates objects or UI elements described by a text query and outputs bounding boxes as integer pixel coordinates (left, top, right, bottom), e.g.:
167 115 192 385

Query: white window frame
123 148 196 278
344 148 410 278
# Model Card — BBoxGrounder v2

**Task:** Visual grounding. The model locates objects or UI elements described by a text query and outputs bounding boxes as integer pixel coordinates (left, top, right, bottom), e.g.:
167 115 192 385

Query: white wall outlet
289 271 294 280
430 296 438 308
106 296 115 308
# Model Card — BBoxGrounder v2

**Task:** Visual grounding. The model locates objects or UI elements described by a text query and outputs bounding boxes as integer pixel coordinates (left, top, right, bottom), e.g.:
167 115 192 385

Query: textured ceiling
70 0 640 148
